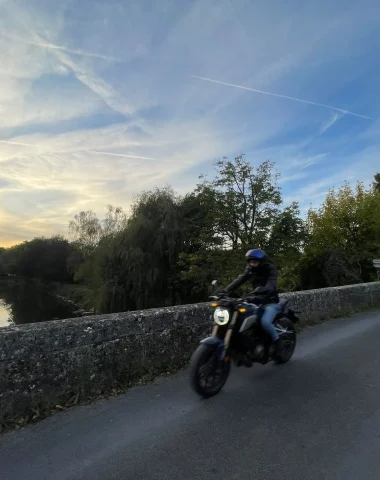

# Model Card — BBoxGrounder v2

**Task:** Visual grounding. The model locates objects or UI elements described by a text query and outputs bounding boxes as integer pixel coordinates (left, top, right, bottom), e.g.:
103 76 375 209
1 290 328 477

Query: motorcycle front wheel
189 344 231 398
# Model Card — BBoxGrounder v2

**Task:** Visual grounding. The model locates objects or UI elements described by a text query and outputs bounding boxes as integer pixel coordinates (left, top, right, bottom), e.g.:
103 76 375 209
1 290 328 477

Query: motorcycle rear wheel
189 344 231 398
274 317 297 364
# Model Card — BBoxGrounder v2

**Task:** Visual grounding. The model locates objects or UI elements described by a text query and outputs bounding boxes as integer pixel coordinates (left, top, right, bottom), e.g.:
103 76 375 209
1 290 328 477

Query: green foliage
75 188 185 313
196 155 283 249
179 189 221 252
0 247 6 274
266 202 308 256
300 180 380 289
0 236 74 283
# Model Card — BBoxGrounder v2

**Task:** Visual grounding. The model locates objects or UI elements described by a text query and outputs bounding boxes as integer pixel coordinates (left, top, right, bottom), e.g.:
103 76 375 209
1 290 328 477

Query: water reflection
0 278 81 327
0 301 11 327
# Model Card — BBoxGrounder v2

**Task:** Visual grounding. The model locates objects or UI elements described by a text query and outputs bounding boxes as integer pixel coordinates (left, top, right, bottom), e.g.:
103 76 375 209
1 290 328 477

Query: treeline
1 156 379 314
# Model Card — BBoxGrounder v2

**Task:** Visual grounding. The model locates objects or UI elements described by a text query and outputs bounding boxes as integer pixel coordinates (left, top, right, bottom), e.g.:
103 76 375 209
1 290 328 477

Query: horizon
1 0 379 247
1 165 378 250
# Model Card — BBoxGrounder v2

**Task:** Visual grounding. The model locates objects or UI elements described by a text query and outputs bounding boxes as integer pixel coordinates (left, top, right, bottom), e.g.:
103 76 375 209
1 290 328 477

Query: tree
0 236 74 282
179 189 220 253
373 173 380 193
301 181 380 288
196 154 282 249
0 247 6 275
101 204 128 240
69 205 128 252
69 210 102 255
266 202 308 257
175 188 224 301
266 202 308 292
187 154 308 294
76 188 185 313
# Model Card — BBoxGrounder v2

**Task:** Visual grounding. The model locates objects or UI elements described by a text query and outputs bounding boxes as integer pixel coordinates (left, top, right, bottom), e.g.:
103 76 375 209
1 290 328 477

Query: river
0 277 82 327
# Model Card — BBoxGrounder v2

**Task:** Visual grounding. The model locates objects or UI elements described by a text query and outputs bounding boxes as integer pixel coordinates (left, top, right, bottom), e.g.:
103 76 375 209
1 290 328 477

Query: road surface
1 309 380 480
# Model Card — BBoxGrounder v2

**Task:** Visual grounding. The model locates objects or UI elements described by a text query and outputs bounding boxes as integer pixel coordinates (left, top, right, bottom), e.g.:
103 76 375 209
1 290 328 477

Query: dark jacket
224 259 279 304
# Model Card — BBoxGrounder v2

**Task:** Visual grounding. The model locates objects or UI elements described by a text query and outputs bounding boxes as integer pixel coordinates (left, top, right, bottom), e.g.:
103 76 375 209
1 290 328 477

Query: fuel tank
238 303 260 333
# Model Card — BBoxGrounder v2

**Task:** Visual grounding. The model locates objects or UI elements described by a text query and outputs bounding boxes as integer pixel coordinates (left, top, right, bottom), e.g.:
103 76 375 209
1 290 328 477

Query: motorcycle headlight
213 307 230 326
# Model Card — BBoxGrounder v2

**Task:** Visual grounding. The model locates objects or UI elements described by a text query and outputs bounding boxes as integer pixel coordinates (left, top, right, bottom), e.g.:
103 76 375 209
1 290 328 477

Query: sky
0 0 379 247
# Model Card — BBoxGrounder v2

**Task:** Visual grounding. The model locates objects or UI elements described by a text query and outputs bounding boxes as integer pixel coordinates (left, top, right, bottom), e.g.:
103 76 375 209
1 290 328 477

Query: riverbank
53 283 94 316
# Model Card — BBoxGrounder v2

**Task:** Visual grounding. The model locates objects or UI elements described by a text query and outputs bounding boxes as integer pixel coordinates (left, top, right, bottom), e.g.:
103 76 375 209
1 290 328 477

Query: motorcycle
189 281 300 398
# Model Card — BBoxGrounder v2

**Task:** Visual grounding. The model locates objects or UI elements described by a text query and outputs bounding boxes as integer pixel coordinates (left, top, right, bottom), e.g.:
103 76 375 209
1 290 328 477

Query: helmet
245 249 265 262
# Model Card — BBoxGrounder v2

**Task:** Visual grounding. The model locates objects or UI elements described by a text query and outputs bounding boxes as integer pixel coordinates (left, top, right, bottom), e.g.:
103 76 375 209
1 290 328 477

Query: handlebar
209 292 264 306
210 287 269 301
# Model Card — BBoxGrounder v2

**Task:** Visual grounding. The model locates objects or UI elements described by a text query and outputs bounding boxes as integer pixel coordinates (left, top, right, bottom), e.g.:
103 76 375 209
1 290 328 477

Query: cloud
278 172 308 185
289 154 327 170
318 113 345 135
0 0 379 246
0 117 247 244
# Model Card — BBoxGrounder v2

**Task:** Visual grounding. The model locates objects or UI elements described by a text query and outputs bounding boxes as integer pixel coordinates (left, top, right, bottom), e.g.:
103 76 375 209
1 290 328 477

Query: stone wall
1 282 380 427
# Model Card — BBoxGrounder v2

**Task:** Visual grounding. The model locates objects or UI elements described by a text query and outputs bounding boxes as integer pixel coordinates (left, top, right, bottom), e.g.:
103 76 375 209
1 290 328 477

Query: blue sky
0 0 379 246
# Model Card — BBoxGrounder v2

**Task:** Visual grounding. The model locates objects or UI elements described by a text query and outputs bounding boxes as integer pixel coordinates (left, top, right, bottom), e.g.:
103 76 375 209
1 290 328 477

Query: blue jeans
260 303 281 341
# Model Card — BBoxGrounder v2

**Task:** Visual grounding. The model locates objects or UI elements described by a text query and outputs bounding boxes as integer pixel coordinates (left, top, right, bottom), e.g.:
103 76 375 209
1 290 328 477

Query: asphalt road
2 310 380 480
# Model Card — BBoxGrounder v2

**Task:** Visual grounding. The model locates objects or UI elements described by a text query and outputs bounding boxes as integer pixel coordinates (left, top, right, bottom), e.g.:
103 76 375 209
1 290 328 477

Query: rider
221 248 284 355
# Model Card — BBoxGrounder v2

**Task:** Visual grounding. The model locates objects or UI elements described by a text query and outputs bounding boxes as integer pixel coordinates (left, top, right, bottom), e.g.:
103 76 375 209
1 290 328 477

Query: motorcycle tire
189 344 231 398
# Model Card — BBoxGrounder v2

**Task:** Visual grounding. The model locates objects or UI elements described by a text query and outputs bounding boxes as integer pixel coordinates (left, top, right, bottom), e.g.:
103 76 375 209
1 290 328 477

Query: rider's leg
260 304 280 340
260 303 283 353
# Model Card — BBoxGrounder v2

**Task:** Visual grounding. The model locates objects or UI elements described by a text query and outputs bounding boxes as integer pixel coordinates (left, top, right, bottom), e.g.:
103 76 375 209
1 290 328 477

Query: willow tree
80 188 185 313
126 187 184 308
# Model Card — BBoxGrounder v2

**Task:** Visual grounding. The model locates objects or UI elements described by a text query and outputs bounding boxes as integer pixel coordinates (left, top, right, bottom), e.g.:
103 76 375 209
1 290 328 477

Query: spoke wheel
274 317 297 364
190 344 231 398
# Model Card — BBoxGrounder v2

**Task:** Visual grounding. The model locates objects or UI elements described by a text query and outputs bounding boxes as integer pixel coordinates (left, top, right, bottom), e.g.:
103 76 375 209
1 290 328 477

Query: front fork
212 311 238 360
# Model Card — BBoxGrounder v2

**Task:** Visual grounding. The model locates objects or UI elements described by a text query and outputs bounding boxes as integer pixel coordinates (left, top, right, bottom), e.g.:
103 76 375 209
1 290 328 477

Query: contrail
192 75 372 120
30 42 122 62
1 32 121 62
0 140 154 160
89 150 154 160
0 140 35 147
